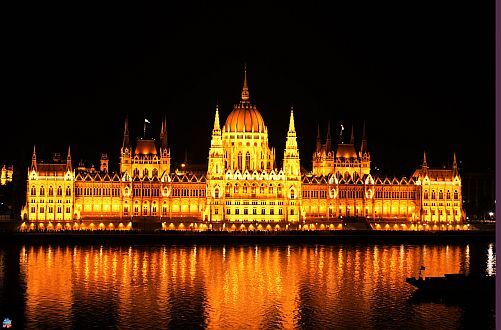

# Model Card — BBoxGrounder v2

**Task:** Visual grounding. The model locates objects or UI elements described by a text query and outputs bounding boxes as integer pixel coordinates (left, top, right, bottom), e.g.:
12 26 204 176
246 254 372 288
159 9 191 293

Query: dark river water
0 241 495 329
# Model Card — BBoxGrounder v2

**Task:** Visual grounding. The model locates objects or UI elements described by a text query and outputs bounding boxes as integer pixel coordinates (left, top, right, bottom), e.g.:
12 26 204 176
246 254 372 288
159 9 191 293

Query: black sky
2 2 494 177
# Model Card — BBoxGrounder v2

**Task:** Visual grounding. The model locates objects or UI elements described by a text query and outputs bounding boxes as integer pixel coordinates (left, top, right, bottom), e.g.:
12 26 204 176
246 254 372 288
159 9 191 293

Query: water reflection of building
21 67 466 231
12 243 491 328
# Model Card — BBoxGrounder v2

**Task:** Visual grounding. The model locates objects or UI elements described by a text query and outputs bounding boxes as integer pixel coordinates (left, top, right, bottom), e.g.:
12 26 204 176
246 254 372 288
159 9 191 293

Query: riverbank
0 230 494 245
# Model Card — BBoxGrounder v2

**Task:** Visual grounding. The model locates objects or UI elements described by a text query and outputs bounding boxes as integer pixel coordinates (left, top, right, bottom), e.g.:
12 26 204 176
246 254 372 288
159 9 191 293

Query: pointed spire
122 115 130 149
288 105 296 133
326 121 332 151
66 145 72 171
160 114 168 149
422 151 428 169
452 152 458 175
350 124 355 144
241 63 250 103
360 121 367 153
316 123 322 152
213 103 221 131
31 145 37 170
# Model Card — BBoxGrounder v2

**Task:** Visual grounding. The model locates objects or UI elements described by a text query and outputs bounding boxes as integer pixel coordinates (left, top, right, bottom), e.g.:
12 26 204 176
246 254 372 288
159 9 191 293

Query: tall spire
66 145 72 171
213 103 221 131
326 121 332 151
316 123 322 152
288 105 296 133
360 121 367 153
31 145 37 170
422 151 428 169
122 115 130 149
350 124 355 144
241 63 250 103
160 115 168 149
452 152 458 175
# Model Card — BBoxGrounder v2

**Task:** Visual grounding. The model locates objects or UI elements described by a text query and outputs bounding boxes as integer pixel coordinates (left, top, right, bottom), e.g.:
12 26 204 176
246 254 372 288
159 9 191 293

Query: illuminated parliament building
21 68 466 231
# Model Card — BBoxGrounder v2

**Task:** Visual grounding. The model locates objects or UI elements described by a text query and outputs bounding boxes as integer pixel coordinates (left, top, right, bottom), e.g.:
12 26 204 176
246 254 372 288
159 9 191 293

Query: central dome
223 64 266 133
224 104 265 133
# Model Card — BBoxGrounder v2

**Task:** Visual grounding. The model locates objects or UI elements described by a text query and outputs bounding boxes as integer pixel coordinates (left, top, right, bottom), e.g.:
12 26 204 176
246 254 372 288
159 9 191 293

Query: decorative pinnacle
288 105 295 133
241 63 250 103
214 103 221 131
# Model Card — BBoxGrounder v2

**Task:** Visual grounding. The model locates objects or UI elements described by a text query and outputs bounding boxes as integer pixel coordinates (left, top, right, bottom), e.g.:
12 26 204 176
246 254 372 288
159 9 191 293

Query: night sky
2 2 494 177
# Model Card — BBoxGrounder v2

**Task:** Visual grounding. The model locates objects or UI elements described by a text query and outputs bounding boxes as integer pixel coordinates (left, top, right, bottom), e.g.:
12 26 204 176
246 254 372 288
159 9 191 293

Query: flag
145 118 150 124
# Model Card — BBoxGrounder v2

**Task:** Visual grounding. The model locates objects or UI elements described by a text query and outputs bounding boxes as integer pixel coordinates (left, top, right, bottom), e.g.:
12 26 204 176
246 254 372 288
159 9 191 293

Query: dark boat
406 272 495 295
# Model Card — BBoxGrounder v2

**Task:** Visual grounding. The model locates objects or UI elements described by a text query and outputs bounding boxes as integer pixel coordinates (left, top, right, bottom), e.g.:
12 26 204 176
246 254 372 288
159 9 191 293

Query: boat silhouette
406 266 495 295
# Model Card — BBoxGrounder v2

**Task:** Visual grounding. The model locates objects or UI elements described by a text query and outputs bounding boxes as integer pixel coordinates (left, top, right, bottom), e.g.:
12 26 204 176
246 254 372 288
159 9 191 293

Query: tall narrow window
48 186 54 196
31 186 36 195
246 152 251 170
454 190 458 200
431 190 436 199
57 186 62 196
238 152 243 170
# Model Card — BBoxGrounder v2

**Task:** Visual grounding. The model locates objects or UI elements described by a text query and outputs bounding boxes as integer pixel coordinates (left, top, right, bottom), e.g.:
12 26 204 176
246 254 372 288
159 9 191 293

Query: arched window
214 188 219 199
424 190 429 199
133 168 139 177
290 189 295 199
66 186 71 196
234 184 239 194
152 168 158 177
454 190 458 200
57 186 62 196
260 184 265 194
431 190 436 199
251 184 256 196
31 186 36 195
277 185 283 197
439 190 444 199
143 168 149 177
447 190 451 199
226 183 231 195
238 152 243 170
269 184 274 194
246 152 251 170
48 186 54 196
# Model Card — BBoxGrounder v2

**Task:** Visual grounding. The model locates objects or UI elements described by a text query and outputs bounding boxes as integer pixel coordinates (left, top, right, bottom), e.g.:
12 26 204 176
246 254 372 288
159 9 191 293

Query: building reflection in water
4 242 493 329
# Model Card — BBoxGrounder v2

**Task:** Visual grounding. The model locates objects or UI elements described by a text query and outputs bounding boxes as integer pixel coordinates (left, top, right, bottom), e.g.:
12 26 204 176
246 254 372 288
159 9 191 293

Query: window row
75 187 121 197
423 190 459 200
30 186 71 196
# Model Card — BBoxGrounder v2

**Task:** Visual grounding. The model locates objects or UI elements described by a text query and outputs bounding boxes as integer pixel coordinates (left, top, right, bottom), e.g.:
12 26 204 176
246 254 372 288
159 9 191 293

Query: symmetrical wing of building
21 69 466 231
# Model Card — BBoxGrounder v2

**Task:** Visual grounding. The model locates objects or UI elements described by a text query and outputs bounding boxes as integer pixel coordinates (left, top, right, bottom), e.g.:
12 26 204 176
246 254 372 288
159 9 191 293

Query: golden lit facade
0 164 13 185
21 68 465 231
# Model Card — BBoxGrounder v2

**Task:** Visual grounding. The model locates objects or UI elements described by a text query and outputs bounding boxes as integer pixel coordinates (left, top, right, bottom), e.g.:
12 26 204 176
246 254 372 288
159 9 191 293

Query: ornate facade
21 68 466 231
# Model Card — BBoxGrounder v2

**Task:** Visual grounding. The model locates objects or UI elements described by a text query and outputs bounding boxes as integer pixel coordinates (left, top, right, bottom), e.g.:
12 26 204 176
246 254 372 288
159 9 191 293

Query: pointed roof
360 121 367 154
213 103 221 131
316 123 321 152
422 151 428 168
160 114 168 149
241 63 250 103
122 115 130 148
326 121 332 151
288 105 295 133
